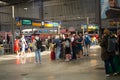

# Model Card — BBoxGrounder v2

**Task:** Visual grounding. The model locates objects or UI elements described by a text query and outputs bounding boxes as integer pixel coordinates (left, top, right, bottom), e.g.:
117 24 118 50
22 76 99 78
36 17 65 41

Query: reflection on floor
0 45 120 80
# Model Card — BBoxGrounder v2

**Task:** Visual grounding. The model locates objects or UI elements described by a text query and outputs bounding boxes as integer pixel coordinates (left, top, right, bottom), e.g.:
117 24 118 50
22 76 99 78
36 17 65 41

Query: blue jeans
55 46 61 60
35 49 41 63
84 44 90 55
104 56 116 74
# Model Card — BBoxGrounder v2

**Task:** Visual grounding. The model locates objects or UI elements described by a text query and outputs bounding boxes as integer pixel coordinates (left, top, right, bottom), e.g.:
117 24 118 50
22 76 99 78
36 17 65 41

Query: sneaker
106 74 110 77
113 73 118 76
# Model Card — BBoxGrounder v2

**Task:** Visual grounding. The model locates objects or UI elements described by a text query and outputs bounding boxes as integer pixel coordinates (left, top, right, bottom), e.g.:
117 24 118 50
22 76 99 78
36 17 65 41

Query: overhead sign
15 17 61 28
53 22 59 27
32 22 42 27
44 22 53 28
22 19 32 25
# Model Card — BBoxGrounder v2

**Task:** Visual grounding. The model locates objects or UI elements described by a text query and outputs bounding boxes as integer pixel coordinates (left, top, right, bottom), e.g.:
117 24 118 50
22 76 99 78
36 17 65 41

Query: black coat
100 35 116 61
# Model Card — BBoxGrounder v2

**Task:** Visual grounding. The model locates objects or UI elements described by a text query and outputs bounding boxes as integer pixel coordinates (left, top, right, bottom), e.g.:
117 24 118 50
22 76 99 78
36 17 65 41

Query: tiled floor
0 45 120 80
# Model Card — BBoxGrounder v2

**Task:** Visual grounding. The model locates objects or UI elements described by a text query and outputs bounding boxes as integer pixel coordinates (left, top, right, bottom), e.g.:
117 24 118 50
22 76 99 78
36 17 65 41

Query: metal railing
0 44 13 55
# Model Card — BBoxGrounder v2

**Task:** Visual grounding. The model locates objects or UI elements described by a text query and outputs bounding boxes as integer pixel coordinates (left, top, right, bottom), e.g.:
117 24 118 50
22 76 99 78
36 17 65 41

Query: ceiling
0 0 51 4
0 0 52 6
0 0 31 5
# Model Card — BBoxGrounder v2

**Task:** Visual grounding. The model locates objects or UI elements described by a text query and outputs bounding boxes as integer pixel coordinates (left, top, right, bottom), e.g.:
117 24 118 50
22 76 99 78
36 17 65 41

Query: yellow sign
45 23 53 28
32 22 42 27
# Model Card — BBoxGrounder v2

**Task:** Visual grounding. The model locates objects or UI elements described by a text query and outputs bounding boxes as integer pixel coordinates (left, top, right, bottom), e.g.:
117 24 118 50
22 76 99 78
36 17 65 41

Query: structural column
11 5 15 54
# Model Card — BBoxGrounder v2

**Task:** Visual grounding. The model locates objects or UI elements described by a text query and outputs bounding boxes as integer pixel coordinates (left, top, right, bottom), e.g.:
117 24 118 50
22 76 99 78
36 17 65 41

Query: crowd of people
47 32 92 61
14 33 93 63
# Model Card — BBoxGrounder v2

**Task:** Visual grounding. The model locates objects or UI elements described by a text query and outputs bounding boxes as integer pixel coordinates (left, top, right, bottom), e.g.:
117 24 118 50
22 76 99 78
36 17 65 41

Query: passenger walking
83 32 91 56
33 36 42 64
76 34 83 58
53 35 61 60
100 29 118 77
71 35 78 60
59 35 65 59
14 36 20 57
20 34 27 57
47 36 52 50
64 34 72 61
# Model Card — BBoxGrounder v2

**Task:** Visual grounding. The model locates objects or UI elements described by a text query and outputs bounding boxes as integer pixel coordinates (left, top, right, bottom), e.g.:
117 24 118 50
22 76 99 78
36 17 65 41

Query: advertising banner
101 0 120 19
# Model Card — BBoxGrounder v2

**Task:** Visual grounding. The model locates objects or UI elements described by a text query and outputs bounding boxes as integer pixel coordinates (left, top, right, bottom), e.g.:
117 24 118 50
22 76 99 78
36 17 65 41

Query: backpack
107 37 116 52
84 36 91 45
65 40 70 47
35 39 42 49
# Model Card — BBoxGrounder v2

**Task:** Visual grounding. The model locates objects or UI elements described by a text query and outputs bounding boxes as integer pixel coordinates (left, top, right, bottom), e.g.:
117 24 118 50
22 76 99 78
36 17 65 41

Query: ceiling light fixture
0 1 7 4
24 8 28 10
